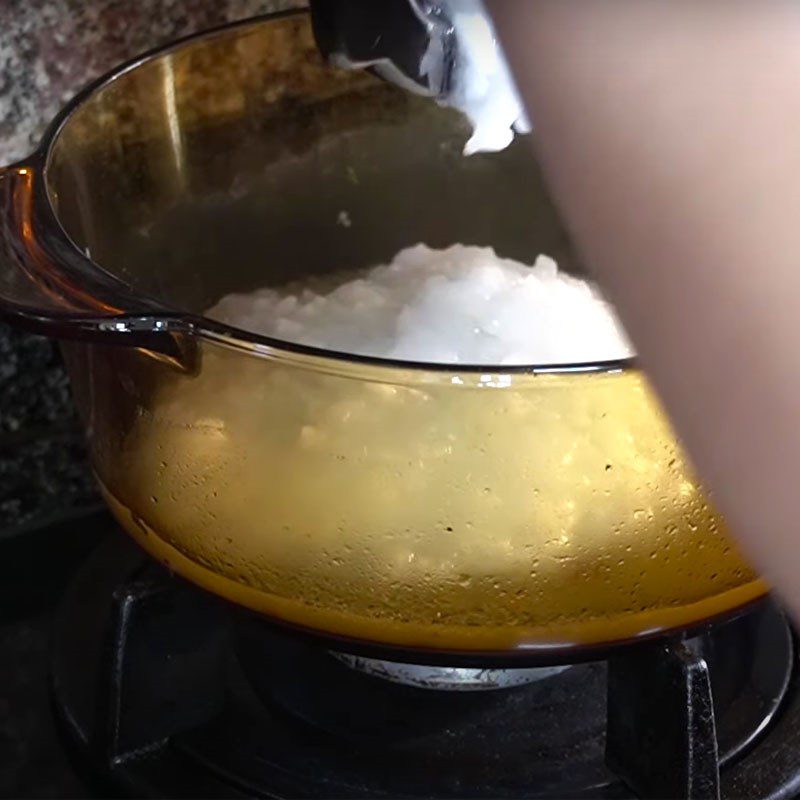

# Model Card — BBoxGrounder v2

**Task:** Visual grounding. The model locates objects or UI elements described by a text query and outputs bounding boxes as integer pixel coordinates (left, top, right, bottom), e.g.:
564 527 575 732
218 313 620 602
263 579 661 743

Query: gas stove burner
330 652 569 690
52 534 800 799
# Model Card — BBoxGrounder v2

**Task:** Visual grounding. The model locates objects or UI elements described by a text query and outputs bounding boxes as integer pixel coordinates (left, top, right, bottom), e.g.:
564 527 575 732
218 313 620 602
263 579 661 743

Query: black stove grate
51 534 800 800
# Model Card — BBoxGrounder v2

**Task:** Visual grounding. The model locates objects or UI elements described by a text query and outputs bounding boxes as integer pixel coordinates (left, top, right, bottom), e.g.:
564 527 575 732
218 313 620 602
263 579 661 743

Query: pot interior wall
44 13 576 315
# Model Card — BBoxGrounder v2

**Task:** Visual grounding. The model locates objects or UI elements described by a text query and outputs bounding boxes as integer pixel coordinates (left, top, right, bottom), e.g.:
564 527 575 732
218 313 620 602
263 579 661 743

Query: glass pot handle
0 162 196 367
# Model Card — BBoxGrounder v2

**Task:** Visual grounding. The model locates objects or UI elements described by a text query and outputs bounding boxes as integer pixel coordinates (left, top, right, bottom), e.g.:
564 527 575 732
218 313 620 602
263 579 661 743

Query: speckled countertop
0 0 303 536
0 4 302 794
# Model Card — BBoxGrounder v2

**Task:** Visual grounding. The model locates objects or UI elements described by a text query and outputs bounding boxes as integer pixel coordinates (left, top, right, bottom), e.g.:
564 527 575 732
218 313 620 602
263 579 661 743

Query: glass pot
0 11 765 661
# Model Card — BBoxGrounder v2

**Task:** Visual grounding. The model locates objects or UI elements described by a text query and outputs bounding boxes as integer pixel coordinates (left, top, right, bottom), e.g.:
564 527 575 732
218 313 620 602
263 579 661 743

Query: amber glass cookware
0 11 765 662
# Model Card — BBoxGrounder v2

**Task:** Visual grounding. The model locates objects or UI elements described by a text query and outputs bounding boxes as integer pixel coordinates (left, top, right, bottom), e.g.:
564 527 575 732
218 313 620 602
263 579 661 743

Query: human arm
488 0 800 612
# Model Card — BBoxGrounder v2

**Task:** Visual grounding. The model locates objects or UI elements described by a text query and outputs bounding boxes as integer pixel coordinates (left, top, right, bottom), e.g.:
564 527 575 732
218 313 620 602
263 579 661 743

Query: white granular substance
208 244 633 365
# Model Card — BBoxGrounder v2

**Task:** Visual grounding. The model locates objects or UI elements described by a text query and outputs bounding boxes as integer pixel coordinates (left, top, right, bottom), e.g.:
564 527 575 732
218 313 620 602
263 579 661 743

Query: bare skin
488 1 800 614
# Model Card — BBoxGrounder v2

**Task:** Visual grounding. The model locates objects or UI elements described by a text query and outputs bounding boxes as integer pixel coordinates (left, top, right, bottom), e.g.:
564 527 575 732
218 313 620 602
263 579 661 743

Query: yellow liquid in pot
106 487 765 651
89 346 766 653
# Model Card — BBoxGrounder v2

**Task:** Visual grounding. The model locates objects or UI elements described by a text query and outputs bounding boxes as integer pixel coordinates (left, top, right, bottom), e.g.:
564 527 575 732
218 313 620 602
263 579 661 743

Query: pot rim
29 9 637 378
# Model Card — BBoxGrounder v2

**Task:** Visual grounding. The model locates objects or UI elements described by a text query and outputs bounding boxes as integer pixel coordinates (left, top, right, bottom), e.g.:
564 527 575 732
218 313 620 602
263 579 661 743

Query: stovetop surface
3 511 800 800
0 511 108 798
